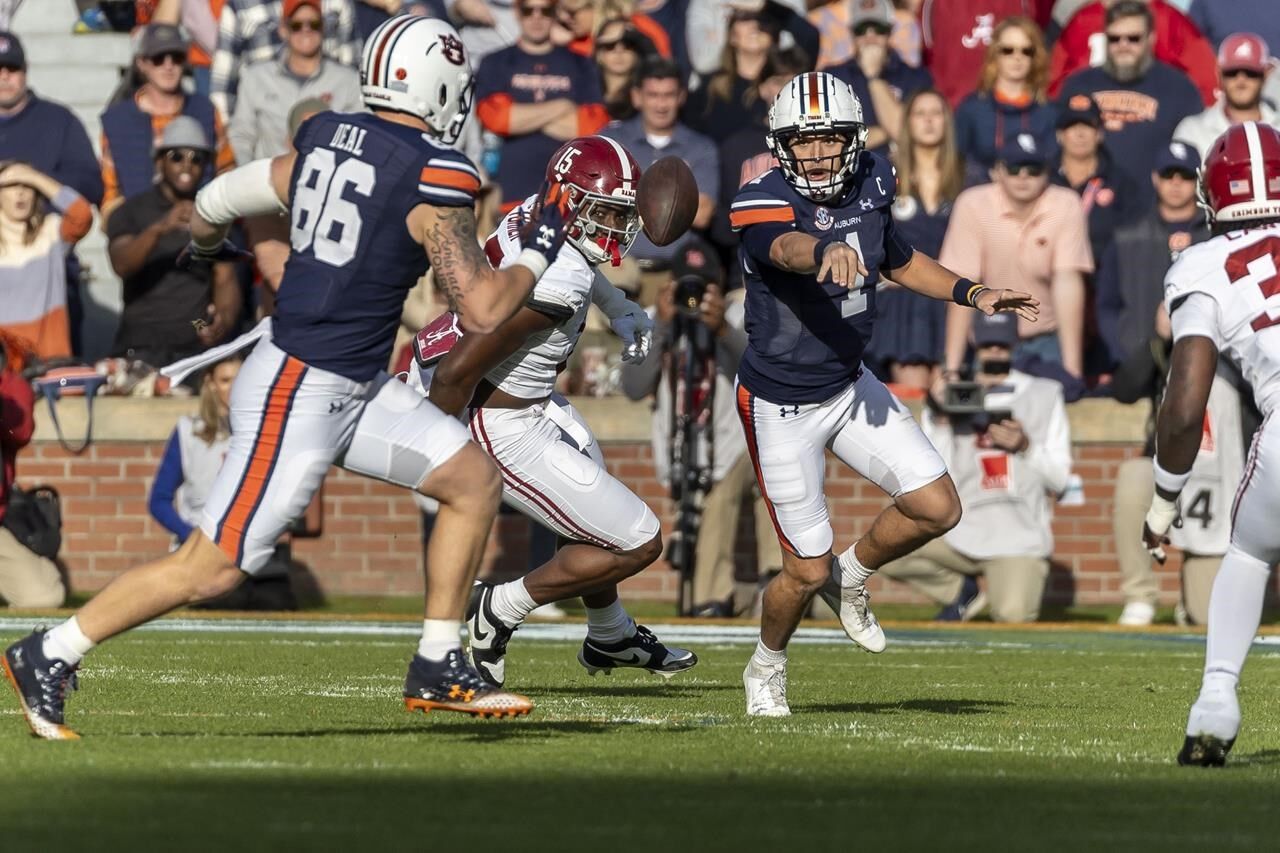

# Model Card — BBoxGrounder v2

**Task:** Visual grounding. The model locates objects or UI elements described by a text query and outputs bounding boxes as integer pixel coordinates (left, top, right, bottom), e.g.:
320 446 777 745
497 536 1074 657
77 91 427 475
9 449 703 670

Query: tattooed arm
407 204 537 335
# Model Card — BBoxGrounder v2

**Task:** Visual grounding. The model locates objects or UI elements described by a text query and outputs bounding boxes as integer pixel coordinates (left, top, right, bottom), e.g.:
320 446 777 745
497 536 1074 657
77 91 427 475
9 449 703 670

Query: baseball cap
670 237 724 286
1153 140 1200 175
155 116 212 155
996 133 1049 168
849 0 893 30
136 23 188 58
0 31 25 70
1218 32 1270 73
283 0 322 17
1056 93 1101 130
972 312 1019 348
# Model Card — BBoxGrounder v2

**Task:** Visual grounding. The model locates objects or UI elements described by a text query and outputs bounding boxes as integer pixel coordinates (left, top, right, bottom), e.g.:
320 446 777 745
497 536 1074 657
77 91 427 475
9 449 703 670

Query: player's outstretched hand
974 287 1040 323
527 179 580 266
610 302 653 364
817 241 868 289
176 238 254 270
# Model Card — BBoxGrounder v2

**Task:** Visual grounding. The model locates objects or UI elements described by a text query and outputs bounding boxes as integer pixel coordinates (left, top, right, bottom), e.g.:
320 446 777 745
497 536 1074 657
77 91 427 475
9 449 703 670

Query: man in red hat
1173 32 1279 160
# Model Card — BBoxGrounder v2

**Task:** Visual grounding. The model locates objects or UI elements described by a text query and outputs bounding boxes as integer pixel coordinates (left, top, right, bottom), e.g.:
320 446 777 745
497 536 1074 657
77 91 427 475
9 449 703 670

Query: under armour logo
534 225 556 250
779 405 800 418
1017 133 1036 153
329 400 344 414
859 198 874 211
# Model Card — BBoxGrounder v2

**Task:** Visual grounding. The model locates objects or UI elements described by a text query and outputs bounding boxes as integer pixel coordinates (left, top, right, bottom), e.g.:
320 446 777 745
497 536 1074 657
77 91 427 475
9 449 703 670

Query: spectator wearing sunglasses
1056 1 1203 211
1172 33 1279 162
228 0 363 164
828 0 932 153
105 118 242 371
594 18 653 121
953 16 1054 174
941 133 1093 380
1048 0 1216 106
99 24 234 225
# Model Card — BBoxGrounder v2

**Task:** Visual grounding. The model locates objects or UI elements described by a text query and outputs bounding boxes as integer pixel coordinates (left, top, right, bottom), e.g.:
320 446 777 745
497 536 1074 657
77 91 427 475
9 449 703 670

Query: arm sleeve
1169 291 1224 348
416 155 482 207
740 221 794 265
1022 386 1072 496
620 316 668 401
54 189 93 246
148 430 195 541
882 212 914 270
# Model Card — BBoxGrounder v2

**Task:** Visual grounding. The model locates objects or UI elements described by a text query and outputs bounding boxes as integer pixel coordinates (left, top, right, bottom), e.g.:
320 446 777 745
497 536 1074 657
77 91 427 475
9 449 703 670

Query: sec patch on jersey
638 156 698 246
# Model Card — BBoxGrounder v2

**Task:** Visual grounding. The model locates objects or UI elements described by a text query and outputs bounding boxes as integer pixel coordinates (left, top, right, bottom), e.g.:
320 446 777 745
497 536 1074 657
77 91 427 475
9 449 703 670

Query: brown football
638 156 699 246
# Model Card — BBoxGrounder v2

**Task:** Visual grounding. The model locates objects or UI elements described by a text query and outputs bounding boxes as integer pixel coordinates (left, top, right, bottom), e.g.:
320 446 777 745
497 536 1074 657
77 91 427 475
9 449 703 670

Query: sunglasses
1004 163 1046 177
1157 168 1196 181
147 51 186 66
596 39 631 52
1225 68 1264 80
0 64 21 73
1106 33 1145 45
163 149 208 167
288 19 323 32
998 45 1034 57
519 5 555 18
852 22 891 37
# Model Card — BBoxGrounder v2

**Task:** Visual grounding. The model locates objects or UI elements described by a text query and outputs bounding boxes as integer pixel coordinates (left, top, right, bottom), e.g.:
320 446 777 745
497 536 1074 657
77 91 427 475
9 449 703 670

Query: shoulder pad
849 151 896 210
1164 239 1222 304
730 169 796 232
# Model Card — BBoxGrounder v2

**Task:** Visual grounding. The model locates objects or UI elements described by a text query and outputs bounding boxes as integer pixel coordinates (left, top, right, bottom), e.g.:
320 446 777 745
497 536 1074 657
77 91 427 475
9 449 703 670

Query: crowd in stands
0 0 1274 620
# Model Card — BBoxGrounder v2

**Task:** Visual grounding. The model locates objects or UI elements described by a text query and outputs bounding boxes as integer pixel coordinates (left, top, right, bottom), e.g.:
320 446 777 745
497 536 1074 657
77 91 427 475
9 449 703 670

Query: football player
732 72 1038 716
2 17 580 739
1143 121 1280 767
411 135 696 688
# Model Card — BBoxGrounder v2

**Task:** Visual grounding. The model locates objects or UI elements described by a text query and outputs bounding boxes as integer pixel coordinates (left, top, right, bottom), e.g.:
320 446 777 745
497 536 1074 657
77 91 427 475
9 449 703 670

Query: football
638 156 699 246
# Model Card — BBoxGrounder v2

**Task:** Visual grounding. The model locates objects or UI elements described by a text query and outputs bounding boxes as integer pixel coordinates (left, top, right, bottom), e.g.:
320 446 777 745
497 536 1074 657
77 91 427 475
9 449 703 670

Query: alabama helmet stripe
597 134 634 187
1245 120 1267 202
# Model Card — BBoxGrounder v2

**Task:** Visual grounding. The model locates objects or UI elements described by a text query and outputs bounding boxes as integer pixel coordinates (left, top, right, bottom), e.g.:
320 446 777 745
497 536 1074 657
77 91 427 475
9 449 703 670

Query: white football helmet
766 72 868 203
360 16 475 145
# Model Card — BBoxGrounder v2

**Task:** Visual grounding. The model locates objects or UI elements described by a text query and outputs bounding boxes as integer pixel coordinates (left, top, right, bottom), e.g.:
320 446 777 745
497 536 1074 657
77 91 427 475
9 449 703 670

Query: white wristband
513 247 549 280
1152 458 1192 496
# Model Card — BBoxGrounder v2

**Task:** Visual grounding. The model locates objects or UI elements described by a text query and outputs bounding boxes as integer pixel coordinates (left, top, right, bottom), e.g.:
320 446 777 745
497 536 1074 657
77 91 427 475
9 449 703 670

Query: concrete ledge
31 393 1152 446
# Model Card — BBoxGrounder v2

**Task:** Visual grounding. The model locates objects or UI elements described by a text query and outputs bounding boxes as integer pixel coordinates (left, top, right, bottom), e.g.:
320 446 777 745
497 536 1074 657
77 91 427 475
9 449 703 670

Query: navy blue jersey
272 112 480 382
730 151 913 404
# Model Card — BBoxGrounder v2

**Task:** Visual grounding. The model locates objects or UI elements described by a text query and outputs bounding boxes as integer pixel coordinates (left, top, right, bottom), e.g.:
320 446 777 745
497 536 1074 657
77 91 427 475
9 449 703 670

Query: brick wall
17 437 1207 606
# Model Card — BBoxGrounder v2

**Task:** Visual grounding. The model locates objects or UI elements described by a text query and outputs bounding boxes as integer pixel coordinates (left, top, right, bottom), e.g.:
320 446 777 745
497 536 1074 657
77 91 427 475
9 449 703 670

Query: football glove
610 304 653 364
176 238 255 270
525 180 577 266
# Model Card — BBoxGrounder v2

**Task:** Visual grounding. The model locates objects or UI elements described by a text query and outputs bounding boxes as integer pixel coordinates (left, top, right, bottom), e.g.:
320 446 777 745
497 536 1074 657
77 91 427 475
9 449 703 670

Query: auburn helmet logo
438 34 465 66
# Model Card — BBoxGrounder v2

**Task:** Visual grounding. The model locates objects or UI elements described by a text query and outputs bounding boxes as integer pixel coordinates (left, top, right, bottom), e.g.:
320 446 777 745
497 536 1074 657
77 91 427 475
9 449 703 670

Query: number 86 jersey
1164 221 1280 417
730 151 914 405
273 111 482 384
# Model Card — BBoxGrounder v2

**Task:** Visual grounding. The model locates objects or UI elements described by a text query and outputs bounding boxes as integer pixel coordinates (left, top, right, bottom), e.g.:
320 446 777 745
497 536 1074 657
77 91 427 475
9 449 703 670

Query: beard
1105 53 1153 84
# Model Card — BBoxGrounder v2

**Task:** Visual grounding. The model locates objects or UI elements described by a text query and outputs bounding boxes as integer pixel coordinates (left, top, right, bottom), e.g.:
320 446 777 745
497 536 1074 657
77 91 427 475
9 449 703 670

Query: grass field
2 616 1279 852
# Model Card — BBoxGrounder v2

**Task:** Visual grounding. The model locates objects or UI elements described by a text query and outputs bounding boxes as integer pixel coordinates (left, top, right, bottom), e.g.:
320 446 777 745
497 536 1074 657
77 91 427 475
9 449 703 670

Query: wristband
1144 493 1179 538
813 236 839 268
513 247 550 280
1152 458 1192 496
952 278 986 307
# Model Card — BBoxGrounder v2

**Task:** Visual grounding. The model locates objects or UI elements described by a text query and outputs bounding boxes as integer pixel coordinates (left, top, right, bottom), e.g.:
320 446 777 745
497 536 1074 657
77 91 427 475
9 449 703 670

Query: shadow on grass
128 719 698 742
529 682 739 698
801 698 1011 716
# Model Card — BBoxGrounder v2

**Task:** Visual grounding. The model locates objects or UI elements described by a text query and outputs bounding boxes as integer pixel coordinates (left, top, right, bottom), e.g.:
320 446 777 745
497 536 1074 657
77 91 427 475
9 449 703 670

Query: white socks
1202 546 1271 693
836 542 874 588
751 639 786 669
417 619 462 663
490 580 538 628
43 617 95 666
585 599 635 643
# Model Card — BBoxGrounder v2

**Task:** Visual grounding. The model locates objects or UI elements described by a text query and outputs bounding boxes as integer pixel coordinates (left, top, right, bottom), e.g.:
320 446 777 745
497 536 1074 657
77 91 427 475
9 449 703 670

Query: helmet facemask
563 187 641 267
768 124 867 203
437 77 475 146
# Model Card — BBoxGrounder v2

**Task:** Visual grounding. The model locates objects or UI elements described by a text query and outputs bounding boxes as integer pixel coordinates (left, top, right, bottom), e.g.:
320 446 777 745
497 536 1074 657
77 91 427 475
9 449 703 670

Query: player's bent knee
788 524 834 564
423 444 501 512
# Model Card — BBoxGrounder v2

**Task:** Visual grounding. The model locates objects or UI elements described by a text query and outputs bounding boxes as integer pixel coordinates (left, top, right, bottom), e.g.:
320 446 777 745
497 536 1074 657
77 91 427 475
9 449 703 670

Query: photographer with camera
621 238 782 616
0 331 64 609
880 312 1071 622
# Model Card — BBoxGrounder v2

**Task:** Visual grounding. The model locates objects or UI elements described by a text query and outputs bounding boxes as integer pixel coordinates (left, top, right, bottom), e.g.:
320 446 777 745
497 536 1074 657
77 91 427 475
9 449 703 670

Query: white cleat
1186 687 1241 742
743 660 791 717
1118 601 1155 626
818 578 886 653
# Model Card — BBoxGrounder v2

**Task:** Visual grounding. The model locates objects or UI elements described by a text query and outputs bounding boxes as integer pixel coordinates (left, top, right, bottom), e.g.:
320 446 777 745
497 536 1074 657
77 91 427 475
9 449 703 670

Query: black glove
524 180 578 267
176 238 254 270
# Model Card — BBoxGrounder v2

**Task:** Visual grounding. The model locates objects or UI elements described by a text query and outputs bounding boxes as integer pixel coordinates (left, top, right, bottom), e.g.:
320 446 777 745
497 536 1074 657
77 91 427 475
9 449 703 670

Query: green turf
1 625 1277 852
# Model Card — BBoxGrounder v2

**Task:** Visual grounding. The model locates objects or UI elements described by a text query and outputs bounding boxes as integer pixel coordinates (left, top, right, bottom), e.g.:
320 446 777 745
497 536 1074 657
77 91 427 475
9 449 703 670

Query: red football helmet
544 136 642 266
1199 121 1280 224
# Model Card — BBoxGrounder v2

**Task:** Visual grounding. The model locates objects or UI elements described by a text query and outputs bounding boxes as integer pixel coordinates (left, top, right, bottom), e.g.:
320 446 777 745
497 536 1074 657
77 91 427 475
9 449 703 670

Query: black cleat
403 649 533 719
3 630 80 740
1178 733 1235 767
578 624 698 678
465 581 518 688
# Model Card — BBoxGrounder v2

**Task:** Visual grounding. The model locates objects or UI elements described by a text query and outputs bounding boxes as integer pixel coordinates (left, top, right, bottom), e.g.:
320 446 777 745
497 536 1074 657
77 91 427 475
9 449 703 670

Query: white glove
1142 494 1180 564
611 305 653 364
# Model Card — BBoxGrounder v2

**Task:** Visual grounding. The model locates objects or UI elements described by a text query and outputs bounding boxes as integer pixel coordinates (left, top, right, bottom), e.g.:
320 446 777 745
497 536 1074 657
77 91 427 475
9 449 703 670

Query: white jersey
1164 223 1280 416
481 196 594 399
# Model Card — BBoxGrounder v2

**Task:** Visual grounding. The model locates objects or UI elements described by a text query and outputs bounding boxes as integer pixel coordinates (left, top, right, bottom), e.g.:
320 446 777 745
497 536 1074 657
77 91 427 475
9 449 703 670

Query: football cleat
3 630 80 740
578 624 698 678
1178 734 1235 767
403 649 533 719
743 660 790 717
818 576 886 653
935 575 984 622
1178 686 1240 767
465 581 518 688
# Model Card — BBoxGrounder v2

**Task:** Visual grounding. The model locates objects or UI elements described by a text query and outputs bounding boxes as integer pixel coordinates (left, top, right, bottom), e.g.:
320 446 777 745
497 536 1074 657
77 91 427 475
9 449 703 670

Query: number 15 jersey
1165 222 1280 417
730 151 914 405
274 111 482 383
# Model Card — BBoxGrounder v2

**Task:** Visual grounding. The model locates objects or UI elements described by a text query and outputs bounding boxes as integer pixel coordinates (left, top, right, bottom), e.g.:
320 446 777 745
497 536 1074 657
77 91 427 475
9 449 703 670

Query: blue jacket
954 92 1058 172
0 92 103 205
101 94 217 201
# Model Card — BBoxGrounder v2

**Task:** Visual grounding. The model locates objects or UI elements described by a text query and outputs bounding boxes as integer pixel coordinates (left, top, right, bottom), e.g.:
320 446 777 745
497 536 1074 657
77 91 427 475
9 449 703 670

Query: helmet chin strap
595 235 622 266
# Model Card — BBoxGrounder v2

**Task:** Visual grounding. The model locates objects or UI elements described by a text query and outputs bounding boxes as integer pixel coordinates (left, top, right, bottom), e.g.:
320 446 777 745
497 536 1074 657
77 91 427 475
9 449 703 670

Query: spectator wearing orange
954 17 1055 173
99 24 234 224
1172 33 1279 161
555 0 670 58
940 134 1093 379
1047 0 1216 105
1056 1 1202 211
0 162 92 361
